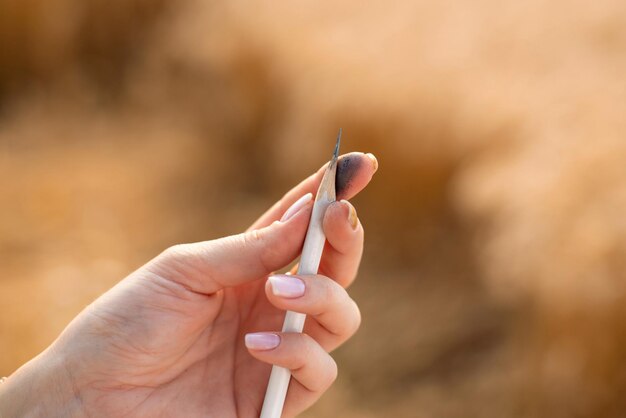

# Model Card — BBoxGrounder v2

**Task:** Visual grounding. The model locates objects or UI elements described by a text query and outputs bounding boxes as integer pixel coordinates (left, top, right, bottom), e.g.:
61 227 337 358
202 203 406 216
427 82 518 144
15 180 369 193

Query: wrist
0 347 84 418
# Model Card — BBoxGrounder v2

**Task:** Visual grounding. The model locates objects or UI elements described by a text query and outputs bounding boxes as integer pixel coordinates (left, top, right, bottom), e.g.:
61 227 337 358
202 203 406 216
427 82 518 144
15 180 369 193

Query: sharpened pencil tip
333 128 342 160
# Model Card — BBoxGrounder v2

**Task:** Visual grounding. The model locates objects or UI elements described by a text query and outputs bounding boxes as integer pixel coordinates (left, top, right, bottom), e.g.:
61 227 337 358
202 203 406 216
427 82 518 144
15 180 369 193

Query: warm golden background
1 1 625 417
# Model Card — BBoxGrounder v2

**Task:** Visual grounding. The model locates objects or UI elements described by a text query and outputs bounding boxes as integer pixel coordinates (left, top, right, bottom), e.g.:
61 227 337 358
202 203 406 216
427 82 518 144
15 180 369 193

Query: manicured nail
269 275 306 298
366 153 378 172
245 333 281 350
341 199 359 230
280 193 313 222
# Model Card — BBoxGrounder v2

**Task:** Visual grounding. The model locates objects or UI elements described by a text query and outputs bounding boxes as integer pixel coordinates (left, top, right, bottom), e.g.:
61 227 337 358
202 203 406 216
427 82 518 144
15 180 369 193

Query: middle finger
264 274 361 351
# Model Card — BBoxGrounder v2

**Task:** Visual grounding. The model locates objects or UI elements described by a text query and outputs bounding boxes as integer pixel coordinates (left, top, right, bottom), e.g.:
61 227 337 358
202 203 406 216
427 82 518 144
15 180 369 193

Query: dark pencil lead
333 128 342 160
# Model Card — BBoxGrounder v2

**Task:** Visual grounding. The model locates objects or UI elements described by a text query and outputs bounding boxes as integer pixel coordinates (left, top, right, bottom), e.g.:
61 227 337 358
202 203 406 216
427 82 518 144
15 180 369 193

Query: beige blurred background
1 1 625 417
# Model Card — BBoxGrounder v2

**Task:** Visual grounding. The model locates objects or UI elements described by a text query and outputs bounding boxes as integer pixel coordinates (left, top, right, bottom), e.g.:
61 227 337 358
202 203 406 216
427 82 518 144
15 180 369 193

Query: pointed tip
333 128 342 160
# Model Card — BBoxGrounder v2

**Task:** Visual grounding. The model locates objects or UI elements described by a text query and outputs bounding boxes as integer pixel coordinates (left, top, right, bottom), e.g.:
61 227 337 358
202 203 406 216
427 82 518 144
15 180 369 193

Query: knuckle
319 277 341 306
159 243 194 266
324 357 339 388
162 243 185 258
299 333 316 355
243 228 278 273
315 355 339 392
298 333 337 392
149 243 205 286
242 229 263 246
291 334 315 370
334 297 361 338
349 299 362 334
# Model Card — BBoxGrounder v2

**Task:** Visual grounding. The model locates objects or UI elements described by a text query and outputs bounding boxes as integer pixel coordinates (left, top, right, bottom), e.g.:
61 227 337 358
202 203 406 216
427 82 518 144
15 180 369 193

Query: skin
0 152 377 418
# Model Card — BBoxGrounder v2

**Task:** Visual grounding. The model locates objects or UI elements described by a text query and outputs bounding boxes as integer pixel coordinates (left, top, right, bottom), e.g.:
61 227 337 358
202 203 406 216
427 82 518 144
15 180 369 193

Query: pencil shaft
260 147 338 417
259 197 332 418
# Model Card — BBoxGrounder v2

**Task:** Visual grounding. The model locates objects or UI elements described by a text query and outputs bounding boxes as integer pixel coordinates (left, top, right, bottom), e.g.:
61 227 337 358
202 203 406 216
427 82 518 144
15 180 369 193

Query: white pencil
259 130 341 418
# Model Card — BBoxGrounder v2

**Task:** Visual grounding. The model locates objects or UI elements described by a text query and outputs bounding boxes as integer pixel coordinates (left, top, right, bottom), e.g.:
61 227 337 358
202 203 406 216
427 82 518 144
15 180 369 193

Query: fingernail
280 193 313 222
341 199 359 230
269 275 306 298
245 333 281 350
365 153 378 172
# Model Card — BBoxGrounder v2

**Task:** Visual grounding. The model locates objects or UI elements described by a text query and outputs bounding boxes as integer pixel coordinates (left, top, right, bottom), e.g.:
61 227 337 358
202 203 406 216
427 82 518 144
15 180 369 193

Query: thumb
148 194 313 294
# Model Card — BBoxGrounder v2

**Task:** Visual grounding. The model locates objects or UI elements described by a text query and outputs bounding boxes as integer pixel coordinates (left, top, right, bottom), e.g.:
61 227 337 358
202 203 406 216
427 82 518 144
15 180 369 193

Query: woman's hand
0 152 377 418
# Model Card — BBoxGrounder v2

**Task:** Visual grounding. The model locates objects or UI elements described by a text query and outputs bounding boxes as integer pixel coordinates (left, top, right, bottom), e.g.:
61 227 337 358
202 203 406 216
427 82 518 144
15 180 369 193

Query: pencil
259 129 341 418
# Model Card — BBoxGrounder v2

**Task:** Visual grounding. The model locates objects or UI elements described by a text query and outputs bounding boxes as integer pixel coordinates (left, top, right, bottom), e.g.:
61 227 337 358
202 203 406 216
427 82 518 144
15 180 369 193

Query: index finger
248 152 378 231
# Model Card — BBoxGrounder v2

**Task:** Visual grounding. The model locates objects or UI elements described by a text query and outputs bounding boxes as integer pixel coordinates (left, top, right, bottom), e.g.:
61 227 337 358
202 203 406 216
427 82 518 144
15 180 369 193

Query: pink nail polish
280 193 313 222
245 333 281 350
269 275 306 298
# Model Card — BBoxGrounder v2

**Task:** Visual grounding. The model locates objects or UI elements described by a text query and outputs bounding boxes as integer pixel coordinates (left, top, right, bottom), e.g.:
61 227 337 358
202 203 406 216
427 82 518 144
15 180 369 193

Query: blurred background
1 0 625 416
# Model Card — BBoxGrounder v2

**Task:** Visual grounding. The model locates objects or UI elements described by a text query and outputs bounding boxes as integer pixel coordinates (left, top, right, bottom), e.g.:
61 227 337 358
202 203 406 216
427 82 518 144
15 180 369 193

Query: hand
0 152 377 418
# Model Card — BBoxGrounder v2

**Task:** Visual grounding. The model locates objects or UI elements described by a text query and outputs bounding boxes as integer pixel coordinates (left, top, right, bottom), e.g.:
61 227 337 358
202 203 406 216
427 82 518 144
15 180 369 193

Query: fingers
249 272 362 414
264 274 361 351
245 332 337 416
147 195 314 294
248 152 378 231
318 200 364 288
